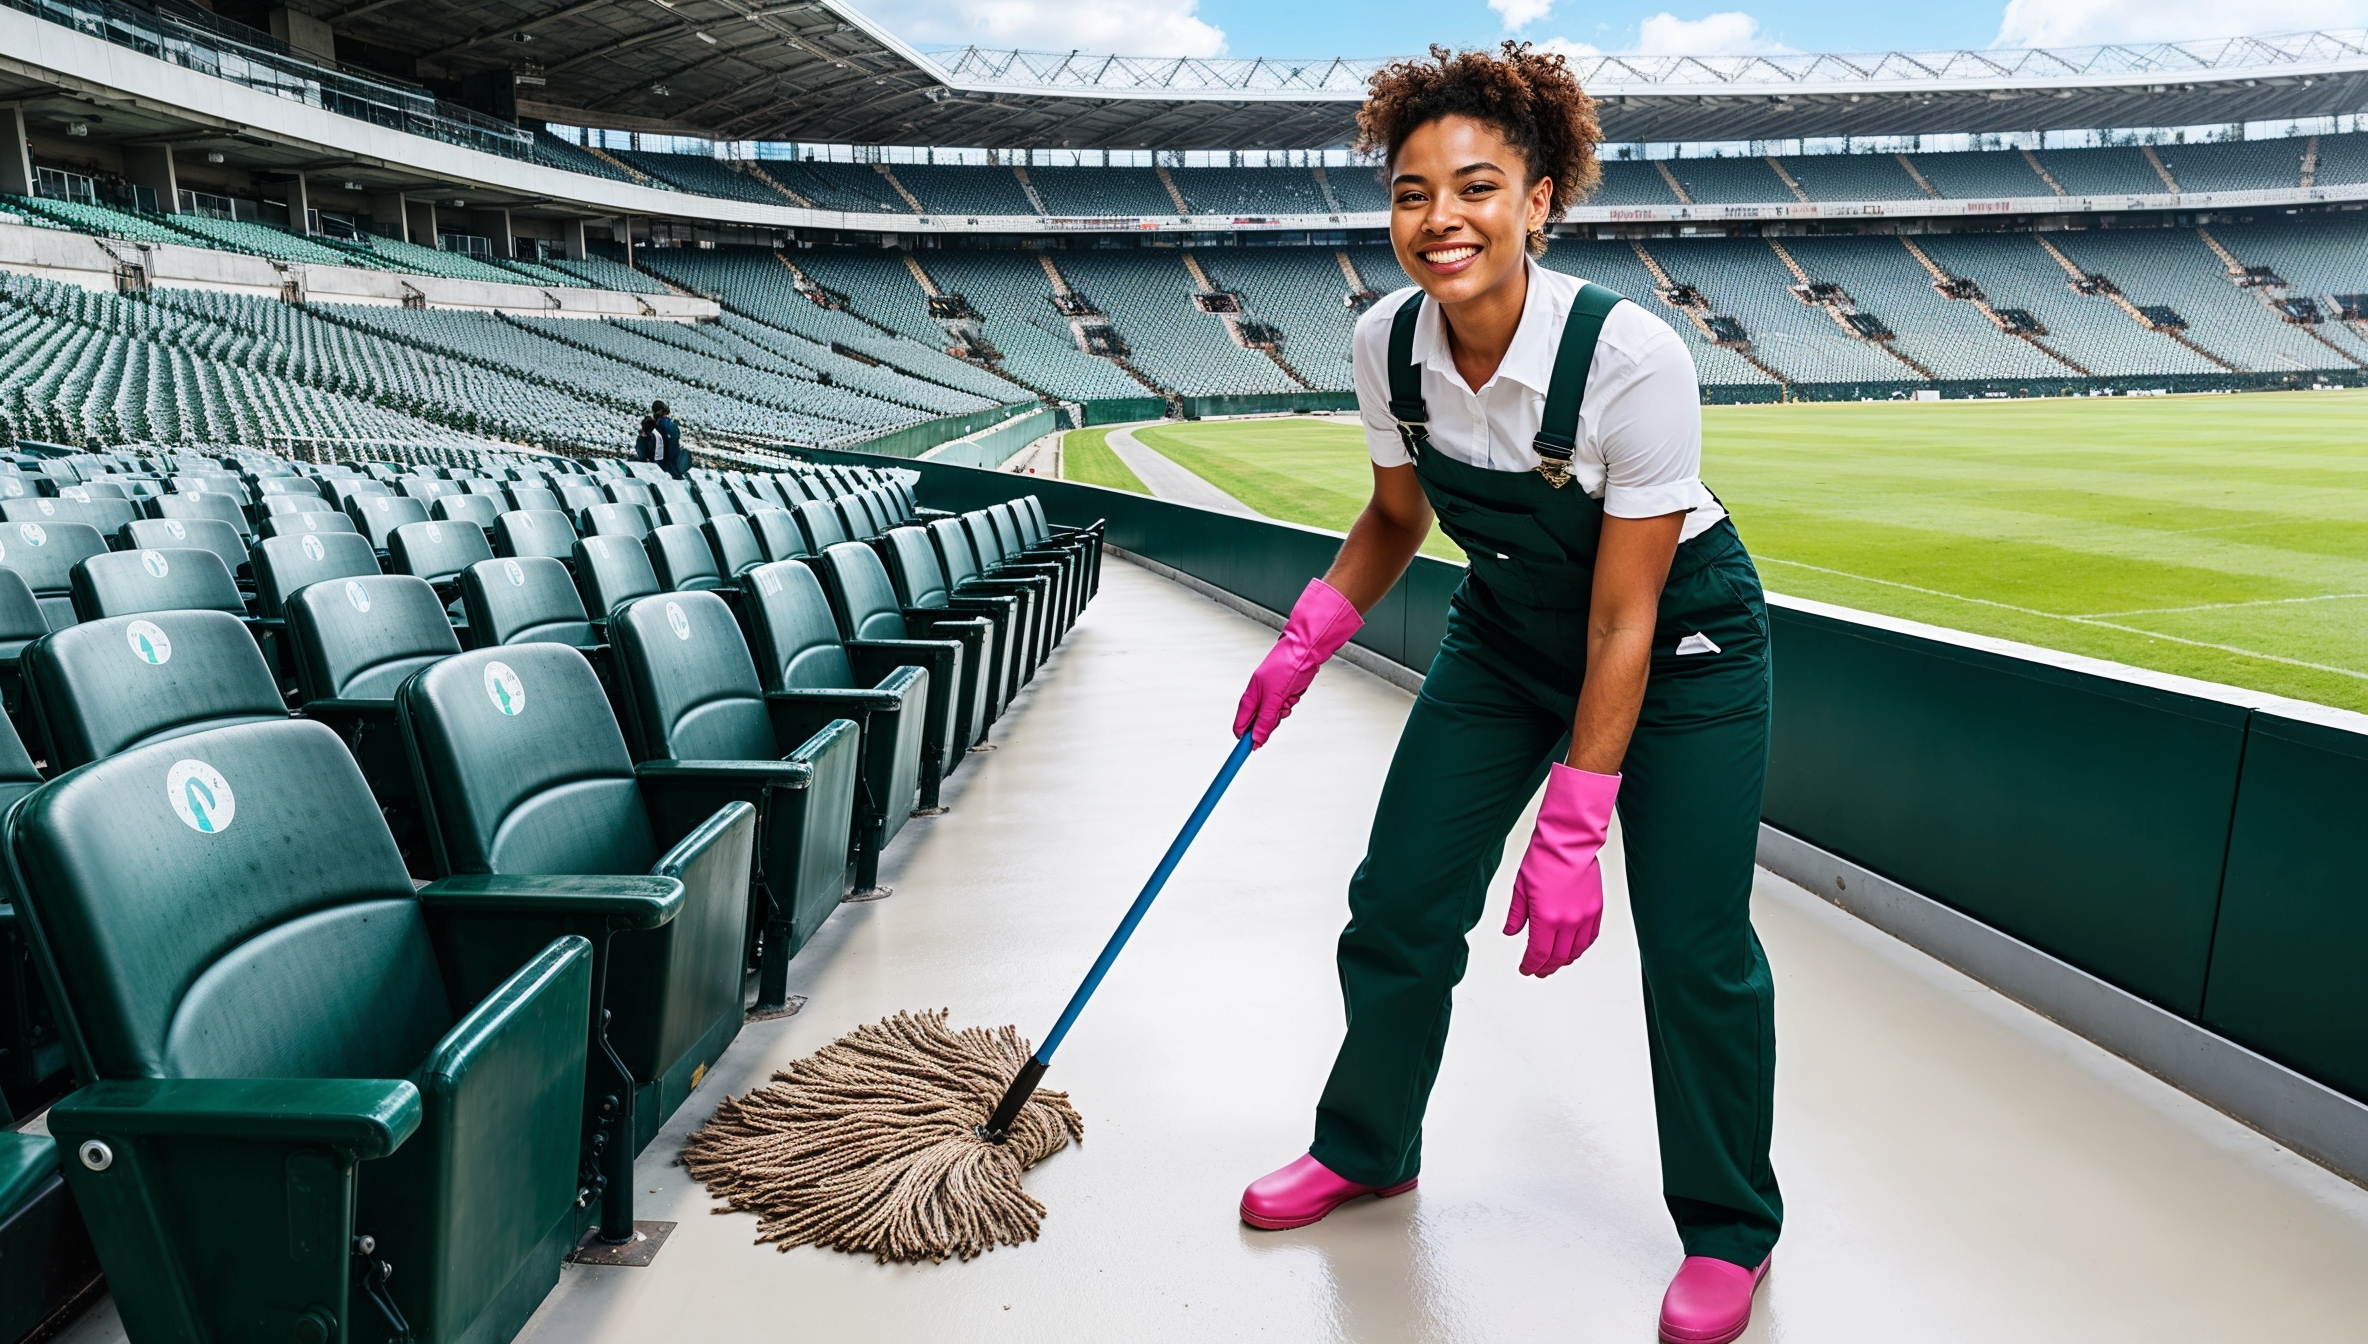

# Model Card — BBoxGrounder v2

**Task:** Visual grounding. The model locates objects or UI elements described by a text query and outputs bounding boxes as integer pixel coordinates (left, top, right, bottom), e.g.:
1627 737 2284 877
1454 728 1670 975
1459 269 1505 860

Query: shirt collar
1411 257 1562 396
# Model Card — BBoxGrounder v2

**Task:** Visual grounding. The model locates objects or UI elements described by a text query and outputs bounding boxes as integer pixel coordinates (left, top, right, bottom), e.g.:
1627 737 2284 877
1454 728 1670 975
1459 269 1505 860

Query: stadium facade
3 2 2368 444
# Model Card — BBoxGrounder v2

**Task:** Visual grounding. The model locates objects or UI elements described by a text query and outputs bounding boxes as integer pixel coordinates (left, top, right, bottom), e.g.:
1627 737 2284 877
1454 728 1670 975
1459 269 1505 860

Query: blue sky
861 0 2368 59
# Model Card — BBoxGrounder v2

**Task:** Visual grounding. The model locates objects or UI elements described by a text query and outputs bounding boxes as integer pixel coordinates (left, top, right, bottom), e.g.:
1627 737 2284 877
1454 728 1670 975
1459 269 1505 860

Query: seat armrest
420 935 593 1100
50 1078 421 1160
635 759 813 791
418 874 685 932
766 687 904 713
296 695 391 721
650 799 756 903
846 637 956 689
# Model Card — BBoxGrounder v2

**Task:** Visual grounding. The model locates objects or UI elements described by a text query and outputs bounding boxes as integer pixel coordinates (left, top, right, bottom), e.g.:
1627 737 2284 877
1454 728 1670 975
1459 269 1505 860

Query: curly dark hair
1356 42 1603 255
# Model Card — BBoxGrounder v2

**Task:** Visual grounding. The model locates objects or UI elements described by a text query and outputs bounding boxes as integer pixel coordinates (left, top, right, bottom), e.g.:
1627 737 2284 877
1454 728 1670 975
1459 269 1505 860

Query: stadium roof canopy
314 0 2368 149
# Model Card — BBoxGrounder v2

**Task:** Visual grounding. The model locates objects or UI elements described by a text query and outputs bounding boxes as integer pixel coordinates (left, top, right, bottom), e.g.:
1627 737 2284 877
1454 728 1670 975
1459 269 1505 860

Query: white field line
1757 556 2368 682
2082 593 2368 618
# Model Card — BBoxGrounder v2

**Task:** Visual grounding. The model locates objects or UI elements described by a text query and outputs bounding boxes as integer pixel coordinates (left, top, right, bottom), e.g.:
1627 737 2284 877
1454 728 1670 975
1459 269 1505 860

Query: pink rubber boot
1658 1255 1770 1344
1238 1154 1416 1230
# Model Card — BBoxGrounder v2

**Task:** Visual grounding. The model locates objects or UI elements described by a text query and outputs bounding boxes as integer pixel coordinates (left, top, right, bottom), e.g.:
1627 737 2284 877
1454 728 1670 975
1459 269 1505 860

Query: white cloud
1535 11 1791 59
1632 11 1789 55
1996 0 2368 46
1491 0 1557 30
859 0 1226 56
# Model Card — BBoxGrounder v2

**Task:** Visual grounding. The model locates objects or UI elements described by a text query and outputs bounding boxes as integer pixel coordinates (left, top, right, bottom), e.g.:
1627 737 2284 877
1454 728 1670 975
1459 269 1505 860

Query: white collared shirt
1354 259 1725 542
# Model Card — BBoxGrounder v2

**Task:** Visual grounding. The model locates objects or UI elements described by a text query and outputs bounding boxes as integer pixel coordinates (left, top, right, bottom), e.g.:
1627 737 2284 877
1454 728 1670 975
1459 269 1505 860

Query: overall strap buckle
1530 430 1576 489
1530 283 1623 491
1389 398 1429 460
1386 295 1429 462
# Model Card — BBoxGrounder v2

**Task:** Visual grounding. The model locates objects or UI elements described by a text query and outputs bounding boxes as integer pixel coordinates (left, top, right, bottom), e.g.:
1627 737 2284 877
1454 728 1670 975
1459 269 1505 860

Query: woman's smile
1418 242 1482 274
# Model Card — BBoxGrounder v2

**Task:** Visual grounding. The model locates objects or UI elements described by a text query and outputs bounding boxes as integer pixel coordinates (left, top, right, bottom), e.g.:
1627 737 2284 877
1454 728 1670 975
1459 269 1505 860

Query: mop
683 732 1257 1263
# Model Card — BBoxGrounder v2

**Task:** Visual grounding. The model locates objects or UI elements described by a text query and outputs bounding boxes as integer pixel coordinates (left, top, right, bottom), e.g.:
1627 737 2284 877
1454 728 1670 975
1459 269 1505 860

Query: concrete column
0 108 30 198
285 172 311 232
268 7 338 65
565 217 588 261
368 192 408 241
121 144 178 213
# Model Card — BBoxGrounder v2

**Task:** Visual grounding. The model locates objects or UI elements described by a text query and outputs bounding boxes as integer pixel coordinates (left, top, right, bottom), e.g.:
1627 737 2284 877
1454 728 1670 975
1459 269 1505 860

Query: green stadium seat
929 518 1046 684
0 570 47 719
748 509 807 563
738 560 926 892
21 609 287 770
834 495 880 542
791 500 850 556
432 494 501 532
580 502 654 542
703 513 765 579
606 480 659 512
49 489 139 535
347 494 431 552
505 484 563 515
148 491 252 542
251 531 379 622
493 509 578 567
253 476 329 501
557 483 607 515
119 518 249 589
259 509 358 540
286 573 461 853
813 541 988 806
879 524 1018 725
400 477 460 505
398 644 759 1154
462 557 599 652
646 524 724 593
68 549 245 623
574 535 660 627
962 509 1067 648
8 718 600 1343
607 591 862 1005
3 496 124 535
388 519 495 610
982 503 1083 629
258 494 334 518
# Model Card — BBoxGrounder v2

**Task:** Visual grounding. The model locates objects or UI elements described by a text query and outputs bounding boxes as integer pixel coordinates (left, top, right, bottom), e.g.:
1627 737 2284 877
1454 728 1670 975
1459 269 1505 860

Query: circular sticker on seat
0 480 19 498
141 551 169 578
374 498 391 512
504 559 525 586
484 660 525 716
166 760 234 834
33 500 53 517
301 514 322 531
756 569 780 597
62 488 86 502
345 581 370 612
163 520 185 540
127 619 171 665
424 522 442 542
301 534 325 562
667 601 691 641
16 525 40 547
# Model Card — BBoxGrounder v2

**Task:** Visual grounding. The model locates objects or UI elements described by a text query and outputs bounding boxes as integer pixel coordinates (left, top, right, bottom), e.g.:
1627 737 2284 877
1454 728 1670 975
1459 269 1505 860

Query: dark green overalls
1308 284 1782 1268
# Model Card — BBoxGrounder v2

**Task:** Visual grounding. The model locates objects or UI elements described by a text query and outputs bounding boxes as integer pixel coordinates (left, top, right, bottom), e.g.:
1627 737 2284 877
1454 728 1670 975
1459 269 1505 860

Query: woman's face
1387 115 1552 308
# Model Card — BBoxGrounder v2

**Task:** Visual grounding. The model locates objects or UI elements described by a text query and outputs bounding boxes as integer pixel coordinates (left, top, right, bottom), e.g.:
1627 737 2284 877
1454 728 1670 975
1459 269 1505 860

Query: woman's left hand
1505 763 1621 977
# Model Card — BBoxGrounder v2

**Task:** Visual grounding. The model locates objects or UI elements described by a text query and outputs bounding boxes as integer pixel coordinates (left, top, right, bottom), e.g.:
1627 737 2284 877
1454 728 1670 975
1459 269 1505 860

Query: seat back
399 477 457 505
505 484 561 516
492 509 576 564
816 542 909 643
747 509 806 563
646 524 722 593
834 494 879 541
346 494 430 550
650 480 698 519
254 476 328 500
727 488 773 518
24 609 288 769
259 509 357 540
285 574 460 702
881 526 955 609
792 500 849 556
928 517 988 589
963 510 1011 567
6 718 443 1083
70 548 245 622
148 491 252 540
740 561 857 692
556 483 606 515
573 534 661 620
1017 496 1054 545
606 479 658 511
692 485 739 519
611 592 774 763
579 502 653 541
120 518 247 583
2 495 118 534
431 494 500 531
0 569 49 660
0 520 109 631
399 645 657 875
460 557 593 649
702 513 765 578
251 531 379 621
388 519 494 587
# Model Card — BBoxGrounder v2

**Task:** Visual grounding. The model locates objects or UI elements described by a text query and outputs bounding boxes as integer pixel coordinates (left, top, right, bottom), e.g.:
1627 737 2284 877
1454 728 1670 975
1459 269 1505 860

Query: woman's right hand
1235 579 1364 747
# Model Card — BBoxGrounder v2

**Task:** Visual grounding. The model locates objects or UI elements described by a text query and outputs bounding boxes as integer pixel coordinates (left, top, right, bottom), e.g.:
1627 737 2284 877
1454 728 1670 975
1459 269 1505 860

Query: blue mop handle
1037 729 1257 1061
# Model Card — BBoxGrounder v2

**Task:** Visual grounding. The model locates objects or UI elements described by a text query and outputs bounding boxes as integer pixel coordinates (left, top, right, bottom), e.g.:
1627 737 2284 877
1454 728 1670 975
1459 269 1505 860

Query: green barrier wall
842 402 1037 459
1179 391 1358 419
923 406 1056 470
824 448 2368 1105
1080 397 1168 425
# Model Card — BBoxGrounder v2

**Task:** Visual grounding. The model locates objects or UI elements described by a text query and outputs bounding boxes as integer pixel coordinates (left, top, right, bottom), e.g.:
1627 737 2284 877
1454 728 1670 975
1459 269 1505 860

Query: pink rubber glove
1234 579 1364 747
1506 764 1620 977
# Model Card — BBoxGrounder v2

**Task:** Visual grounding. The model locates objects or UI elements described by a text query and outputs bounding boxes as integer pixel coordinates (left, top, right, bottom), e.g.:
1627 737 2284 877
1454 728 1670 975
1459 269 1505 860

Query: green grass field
1095 393 2368 712
1058 426 1150 495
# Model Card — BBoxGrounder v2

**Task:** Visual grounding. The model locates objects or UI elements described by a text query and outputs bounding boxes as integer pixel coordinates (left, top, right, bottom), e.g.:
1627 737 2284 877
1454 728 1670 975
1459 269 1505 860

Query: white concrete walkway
57 557 2368 1343
1105 425 1263 517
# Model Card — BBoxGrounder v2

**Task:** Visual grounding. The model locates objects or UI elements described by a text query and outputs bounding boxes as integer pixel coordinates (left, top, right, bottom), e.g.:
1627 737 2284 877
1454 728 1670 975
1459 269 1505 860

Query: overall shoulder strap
1385 293 1429 458
1531 282 1624 468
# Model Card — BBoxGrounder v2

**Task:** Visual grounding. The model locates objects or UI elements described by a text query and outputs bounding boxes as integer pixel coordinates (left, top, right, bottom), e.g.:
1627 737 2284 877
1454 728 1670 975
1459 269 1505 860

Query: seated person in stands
635 415 659 463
